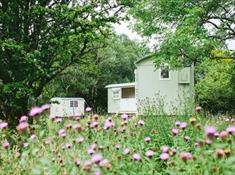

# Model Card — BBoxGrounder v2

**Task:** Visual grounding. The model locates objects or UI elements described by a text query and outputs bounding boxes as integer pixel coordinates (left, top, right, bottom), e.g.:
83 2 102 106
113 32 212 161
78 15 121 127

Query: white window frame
159 64 171 80
112 88 121 100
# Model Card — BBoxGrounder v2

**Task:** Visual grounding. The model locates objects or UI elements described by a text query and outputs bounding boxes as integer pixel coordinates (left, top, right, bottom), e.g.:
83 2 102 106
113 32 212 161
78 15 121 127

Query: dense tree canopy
41 34 149 112
130 0 235 67
0 0 135 126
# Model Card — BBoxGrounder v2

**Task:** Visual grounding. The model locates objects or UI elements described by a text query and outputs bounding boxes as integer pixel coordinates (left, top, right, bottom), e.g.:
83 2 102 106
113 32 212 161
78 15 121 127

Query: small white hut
105 83 137 114
50 97 85 117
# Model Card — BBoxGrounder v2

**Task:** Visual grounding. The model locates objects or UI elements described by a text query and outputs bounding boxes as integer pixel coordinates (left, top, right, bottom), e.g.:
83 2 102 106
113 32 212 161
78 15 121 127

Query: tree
41 34 149 112
0 0 134 126
196 54 235 113
130 0 235 67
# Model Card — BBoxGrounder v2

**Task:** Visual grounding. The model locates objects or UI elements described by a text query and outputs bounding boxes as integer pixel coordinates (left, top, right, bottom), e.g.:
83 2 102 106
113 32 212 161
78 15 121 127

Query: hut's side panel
107 88 120 113
50 98 64 117
136 59 194 115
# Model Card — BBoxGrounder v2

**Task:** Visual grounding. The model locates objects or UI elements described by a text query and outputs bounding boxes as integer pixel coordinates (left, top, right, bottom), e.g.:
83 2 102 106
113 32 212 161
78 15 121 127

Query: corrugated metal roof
105 82 135 88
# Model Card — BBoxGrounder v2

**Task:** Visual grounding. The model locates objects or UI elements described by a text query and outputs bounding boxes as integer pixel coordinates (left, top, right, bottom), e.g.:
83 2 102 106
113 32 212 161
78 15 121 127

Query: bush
196 59 235 114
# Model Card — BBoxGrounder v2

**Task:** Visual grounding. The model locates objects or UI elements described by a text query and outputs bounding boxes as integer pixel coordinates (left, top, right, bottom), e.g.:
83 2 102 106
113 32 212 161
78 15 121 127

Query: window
159 64 170 80
112 88 120 99
70 101 78 107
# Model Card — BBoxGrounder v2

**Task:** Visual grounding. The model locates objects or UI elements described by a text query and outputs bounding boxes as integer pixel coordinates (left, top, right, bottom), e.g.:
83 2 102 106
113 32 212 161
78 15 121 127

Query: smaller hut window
112 88 120 99
160 64 170 80
70 101 78 107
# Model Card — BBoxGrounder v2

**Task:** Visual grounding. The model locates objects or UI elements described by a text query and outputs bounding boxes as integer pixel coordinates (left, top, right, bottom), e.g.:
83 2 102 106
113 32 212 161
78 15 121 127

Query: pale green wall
107 88 120 113
136 59 194 115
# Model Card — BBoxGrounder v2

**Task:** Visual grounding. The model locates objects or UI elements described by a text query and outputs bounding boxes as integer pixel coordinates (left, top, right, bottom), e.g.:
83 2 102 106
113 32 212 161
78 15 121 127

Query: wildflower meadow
0 105 235 175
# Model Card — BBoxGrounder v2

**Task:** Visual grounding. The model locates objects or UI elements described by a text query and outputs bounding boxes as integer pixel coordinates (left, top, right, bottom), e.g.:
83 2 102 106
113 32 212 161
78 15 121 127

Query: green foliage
0 1 133 125
41 35 149 111
196 59 235 113
130 0 235 67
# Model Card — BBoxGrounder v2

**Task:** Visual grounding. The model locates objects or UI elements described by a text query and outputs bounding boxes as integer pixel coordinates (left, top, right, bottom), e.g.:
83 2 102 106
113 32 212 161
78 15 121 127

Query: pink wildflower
2 141 10 149
124 148 130 155
104 120 115 130
121 114 128 121
76 137 85 144
30 134 37 140
0 122 8 129
171 147 177 155
180 152 193 161
184 136 190 141
23 142 29 148
175 121 181 127
171 128 179 136
115 144 121 150
91 154 103 164
54 118 62 123
90 121 99 128
205 139 212 145
144 137 151 143
204 126 217 138
145 150 154 158
219 131 228 140
85 107 92 112
161 146 169 153
216 149 224 158
132 153 141 161
40 104 50 111
94 171 102 175
58 129 66 138
87 148 95 155
138 120 145 126
72 124 82 132
19 116 28 123
83 160 92 171
65 124 73 129
17 122 29 133
99 159 109 167
226 126 235 134
75 160 80 166
160 153 169 161
90 143 97 150
195 106 202 112
179 122 187 129
29 106 43 116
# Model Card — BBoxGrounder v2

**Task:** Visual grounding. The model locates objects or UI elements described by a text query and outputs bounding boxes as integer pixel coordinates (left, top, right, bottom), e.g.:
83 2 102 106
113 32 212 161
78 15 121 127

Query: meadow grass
0 110 235 175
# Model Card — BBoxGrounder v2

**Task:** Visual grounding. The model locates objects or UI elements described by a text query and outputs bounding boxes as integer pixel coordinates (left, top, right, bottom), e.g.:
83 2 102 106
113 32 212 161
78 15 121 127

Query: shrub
196 59 235 114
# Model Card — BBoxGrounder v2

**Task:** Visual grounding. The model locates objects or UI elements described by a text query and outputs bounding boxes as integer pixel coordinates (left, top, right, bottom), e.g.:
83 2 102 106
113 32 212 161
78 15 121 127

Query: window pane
160 65 169 79
70 101 73 107
74 101 78 107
